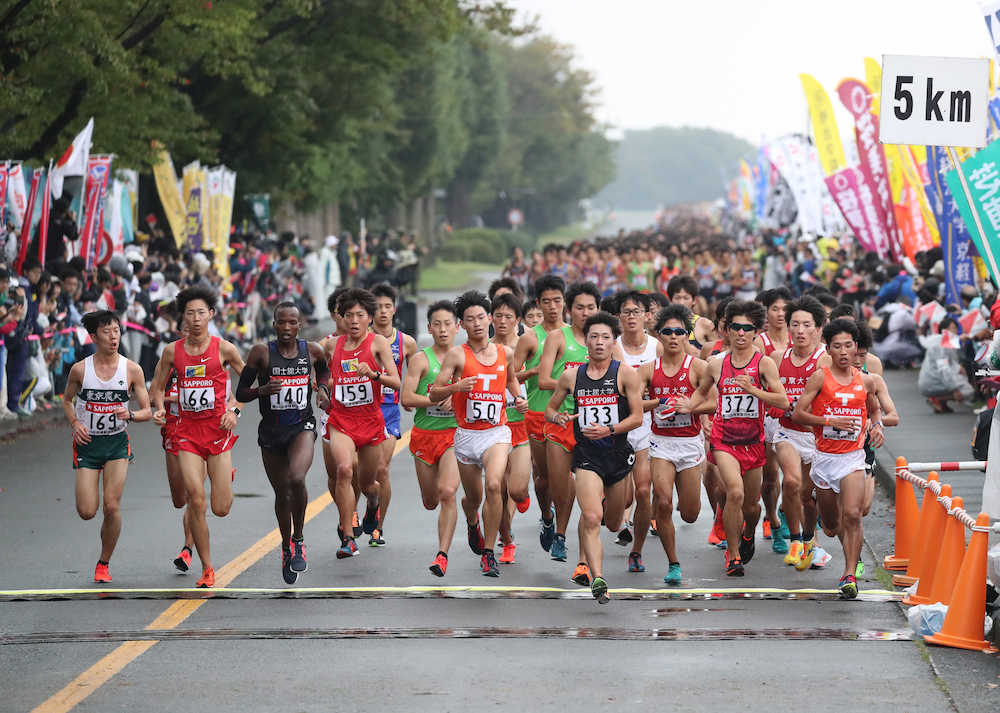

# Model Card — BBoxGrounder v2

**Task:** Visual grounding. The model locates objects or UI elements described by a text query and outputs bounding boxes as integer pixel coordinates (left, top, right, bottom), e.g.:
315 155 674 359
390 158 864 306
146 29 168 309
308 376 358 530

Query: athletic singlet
413 347 457 431
777 345 825 431
617 333 657 431
173 336 228 422
759 332 776 356
165 372 180 421
327 332 381 419
688 313 704 345
811 367 868 454
713 351 765 445
572 360 629 450
258 339 313 428
650 355 702 438
75 355 130 436
580 264 601 286
380 329 403 406
500 341 527 424
453 344 508 431
525 324 551 412
553 326 588 413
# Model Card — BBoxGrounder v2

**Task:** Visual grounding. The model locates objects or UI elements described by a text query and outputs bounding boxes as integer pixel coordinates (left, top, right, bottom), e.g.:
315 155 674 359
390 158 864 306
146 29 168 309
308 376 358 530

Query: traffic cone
903 484 951 606
928 496 967 607
925 513 999 652
893 471 939 587
884 457 919 571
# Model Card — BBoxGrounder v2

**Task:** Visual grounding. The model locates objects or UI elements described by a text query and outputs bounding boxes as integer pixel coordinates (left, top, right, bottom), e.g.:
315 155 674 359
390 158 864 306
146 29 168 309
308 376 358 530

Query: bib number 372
722 393 758 419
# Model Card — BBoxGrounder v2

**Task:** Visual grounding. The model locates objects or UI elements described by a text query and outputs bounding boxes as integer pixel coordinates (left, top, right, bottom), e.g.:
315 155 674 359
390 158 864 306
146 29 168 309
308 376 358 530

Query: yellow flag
864 57 882 115
151 142 186 248
799 74 846 175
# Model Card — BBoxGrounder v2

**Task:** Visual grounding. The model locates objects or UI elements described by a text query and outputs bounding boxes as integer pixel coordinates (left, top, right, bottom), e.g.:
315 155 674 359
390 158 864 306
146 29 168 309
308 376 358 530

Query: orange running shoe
196 567 215 588
514 495 531 514
499 541 517 564
708 505 726 547
94 562 112 583
571 561 591 586
762 519 772 539
650 518 658 536
429 552 448 577
351 511 362 537
173 546 192 572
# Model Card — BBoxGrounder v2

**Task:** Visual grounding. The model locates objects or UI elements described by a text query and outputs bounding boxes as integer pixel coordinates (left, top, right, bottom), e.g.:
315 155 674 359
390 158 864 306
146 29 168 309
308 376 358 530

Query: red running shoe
94 562 112 583
173 546 192 572
429 552 448 577
514 495 531 514
196 567 215 588
499 541 516 564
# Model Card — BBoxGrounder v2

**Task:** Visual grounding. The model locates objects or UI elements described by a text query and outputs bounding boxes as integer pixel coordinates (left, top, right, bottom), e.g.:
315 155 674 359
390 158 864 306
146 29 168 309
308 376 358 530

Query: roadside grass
418 260 501 292
535 222 596 246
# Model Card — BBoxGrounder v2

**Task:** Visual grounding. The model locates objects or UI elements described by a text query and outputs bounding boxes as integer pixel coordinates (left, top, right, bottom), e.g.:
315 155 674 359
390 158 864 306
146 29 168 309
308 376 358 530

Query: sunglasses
658 327 689 336
728 323 756 333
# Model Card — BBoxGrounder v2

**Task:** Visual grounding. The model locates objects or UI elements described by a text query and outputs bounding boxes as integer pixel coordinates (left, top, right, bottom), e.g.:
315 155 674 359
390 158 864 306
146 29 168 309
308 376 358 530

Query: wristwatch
231 407 242 418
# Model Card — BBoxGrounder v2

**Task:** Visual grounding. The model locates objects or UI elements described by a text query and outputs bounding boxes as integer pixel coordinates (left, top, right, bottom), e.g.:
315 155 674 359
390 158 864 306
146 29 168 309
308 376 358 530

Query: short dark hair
666 274 698 299
534 274 566 297
855 321 874 351
939 316 958 333
654 304 693 333
617 290 650 312
648 292 670 310
724 300 766 330
714 296 734 326
584 311 621 339
328 286 348 316
81 310 121 335
760 286 792 308
427 299 457 322
600 294 620 313
176 285 217 315
22 256 41 273
274 301 300 318
523 299 539 313
822 317 860 346
337 288 377 317
488 277 524 301
784 296 827 329
370 282 398 304
565 281 601 309
828 303 856 321
490 292 523 319
454 290 491 320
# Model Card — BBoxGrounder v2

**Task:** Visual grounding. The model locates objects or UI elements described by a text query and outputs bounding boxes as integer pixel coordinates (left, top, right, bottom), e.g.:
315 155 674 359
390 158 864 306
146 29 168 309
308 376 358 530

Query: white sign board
507 208 523 227
879 54 989 148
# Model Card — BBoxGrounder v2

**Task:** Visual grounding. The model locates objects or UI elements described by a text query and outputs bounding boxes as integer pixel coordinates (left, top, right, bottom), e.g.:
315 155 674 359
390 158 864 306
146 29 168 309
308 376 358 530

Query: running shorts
810 449 866 494
410 427 456 466
509 420 529 448
73 431 133 470
176 421 238 459
325 409 386 450
381 403 402 439
525 410 546 442
772 427 816 465
710 438 765 473
160 422 178 456
649 433 706 471
454 425 512 467
627 421 651 452
259 417 318 451
544 419 576 452
764 415 780 444
573 445 635 487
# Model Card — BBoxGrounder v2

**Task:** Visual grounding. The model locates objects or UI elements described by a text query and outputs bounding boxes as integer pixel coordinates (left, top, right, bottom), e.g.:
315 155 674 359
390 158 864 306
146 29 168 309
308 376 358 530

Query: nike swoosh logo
200 357 209 363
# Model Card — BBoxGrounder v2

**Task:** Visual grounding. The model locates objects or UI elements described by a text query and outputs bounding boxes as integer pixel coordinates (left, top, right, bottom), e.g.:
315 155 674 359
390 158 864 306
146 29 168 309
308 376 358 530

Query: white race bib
721 393 758 419
654 410 692 429
85 404 123 435
180 387 215 413
427 403 453 418
823 422 860 441
466 399 501 425
270 377 309 411
579 403 620 428
335 381 374 407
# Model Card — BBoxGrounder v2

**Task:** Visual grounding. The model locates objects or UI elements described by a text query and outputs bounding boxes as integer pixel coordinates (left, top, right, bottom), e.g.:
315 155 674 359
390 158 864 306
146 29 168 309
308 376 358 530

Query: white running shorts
772 427 816 464
454 425 512 467
764 415 780 444
649 433 706 472
810 449 866 494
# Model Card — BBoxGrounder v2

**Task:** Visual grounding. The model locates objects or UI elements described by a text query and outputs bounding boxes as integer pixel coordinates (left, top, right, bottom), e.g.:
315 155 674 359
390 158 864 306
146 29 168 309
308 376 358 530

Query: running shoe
290 539 307 571
784 540 804 568
615 526 633 546
173 546 192 573
762 519 772 540
627 552 645 573
550 533 568 562
352 511 362 537
196 567 215 588
429 552 448 577
771 531 789 555
855 559 865 577
708 506 726 547
467 517 485 555
572 561 592 585
724 551 744 577
514 495 531 514
739 534 755 565
539 508 555 552
369 529 386 547
337 538 358 559
664 563 682 586
362 505 379 535
481 549 500 577
591 576 610 604
777 510 790 540
499 541 517 564
281 547 298 585
795 538 815 571
94 562 112 584
838 573 858 599
650 519 658 536
811 546 833 569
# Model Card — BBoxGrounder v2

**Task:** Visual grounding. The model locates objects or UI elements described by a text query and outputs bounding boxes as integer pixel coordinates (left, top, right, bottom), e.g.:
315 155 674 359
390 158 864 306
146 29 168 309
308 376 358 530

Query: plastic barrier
906 461 987 473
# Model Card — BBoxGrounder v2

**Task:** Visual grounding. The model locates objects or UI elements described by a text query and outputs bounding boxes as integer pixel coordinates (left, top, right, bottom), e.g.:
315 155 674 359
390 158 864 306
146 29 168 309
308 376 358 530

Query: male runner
667 275 715 350
854 321 897 518
161 318 196 573
538 281 600 581
63 310 152 583
512 275 566 553
546 312 644 603
401 300 461 576
371 282 418 546
322 288 400 559
236 302 329 584
792 318 884 598
614 291 661 573
692 300 788 576
150 286 245 588
429 291 527 577
642 304 716 585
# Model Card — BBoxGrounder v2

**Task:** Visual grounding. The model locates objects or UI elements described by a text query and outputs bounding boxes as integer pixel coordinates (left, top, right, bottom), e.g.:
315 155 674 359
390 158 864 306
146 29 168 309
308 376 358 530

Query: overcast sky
508 0 994 145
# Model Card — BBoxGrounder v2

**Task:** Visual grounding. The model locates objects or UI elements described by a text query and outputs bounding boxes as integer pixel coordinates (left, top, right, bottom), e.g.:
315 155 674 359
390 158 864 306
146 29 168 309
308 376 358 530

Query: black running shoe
468 517 485 555
615 527 633 546
362 505 379 535
739 534 756 565
725 551 744 577
481 549 500 577
281 546 298 584
290 539 307 572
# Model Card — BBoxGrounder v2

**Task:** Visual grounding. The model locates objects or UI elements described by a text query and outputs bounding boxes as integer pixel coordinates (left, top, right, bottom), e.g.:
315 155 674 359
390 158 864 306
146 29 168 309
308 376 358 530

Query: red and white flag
959 309 987 336
51 117 93 200
916 300 946 328
37 161 52 266
939 330 960 350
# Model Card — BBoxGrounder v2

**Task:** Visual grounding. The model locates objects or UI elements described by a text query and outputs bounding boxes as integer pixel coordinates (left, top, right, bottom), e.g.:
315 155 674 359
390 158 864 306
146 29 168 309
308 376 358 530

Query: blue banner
754 146 769 219
927 146 976 304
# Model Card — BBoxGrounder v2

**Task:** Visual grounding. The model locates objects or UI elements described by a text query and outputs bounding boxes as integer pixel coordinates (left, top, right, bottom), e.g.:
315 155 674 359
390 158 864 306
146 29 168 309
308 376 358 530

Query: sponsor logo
185 365 206 378
200 357 210 363
341 358 359 373
298 358 309 364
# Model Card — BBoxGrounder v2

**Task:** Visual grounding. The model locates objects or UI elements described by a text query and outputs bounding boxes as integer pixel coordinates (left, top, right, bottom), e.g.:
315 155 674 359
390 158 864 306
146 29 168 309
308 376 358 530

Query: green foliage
438 227 535 263
595 126 755 210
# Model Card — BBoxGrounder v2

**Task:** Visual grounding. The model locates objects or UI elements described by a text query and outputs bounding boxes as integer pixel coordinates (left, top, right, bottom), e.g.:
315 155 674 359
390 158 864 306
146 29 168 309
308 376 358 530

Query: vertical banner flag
107 179 124 257
825 167 881 253
119 168 139 230
79 188 100 270
80 156 112 269
37 161 52 266
864 57 882 114
926 146 976 304
754 146 770 219
216 169 236 278
982 2 1000 67
14 167 41 274
799 74 847 175
50 117 93 200
6 162 27 228
768 135 836 235
206 166 224 252
944 138 1000 287
836 78 901 258
182 161 206 251
0 162 8 227
151 141 187 247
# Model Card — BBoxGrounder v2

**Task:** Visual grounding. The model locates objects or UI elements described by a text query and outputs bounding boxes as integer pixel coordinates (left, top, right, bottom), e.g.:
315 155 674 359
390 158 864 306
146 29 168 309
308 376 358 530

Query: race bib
382 384 396 398
180 387 215 413
335 381 373 407
579 403 620 428
270 375 309 411
654 410 692 429
823 422 860 441
427 402 453 418
721 393 758 419
505 383 527 407
466 398 502 425
85 403 123 435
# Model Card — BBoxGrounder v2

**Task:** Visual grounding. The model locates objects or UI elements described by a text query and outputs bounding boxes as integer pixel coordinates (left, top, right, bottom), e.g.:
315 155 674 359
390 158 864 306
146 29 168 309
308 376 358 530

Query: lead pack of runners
61 261 897 603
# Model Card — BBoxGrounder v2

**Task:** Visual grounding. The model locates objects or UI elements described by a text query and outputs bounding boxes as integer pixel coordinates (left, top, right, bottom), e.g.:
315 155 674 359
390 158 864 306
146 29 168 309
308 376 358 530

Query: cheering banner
6 162 27 228
37 161 52 266
825 166 882 254
836 78 902 259
14 168 41 274
80 156 112 269
151 142 186 247
926 146 975 305
182 161 209 251
944 138 1000 287
799 74 847 175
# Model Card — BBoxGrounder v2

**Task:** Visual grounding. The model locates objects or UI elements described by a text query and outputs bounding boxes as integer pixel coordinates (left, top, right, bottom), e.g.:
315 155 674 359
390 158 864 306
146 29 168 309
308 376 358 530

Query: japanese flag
50 117 93 200
959 309 987 336
916 300 946 329
939 330 960 350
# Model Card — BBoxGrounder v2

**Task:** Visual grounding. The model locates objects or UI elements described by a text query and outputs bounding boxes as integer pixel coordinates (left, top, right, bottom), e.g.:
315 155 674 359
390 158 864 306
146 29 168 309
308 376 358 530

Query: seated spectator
918 316 975 413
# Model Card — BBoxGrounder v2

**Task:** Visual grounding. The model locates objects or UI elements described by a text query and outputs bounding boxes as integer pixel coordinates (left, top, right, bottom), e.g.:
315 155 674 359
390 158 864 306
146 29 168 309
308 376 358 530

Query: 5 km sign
879 54 989 148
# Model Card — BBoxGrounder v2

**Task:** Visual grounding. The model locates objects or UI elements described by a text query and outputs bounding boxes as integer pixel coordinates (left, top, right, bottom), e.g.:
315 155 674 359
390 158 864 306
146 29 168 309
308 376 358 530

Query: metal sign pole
947 145 1000 287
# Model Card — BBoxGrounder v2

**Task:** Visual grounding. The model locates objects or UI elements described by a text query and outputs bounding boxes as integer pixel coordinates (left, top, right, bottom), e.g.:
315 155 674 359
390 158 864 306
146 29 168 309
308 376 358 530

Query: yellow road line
31 430 410 713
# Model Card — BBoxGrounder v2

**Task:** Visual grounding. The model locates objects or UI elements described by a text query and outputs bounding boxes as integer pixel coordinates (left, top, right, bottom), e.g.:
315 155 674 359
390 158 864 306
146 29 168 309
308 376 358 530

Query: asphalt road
1 377 978 713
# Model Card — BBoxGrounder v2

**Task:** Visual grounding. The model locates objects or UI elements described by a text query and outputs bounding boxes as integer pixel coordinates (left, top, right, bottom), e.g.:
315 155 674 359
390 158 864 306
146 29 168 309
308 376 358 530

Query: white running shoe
810 546 833 569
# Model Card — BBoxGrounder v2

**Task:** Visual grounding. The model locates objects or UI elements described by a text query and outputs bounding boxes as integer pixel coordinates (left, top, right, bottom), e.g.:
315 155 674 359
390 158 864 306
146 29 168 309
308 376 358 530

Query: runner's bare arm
739 356 789 411
638 362 659 413
680 359 718 415
615 363 645 434
513 329 538 380
234 344 275 403
611 343 625 361
364 333 401 392
400 352 434 409
694 316 715 346
428 347 474 402
308 341 331 411
544 368 576 426
122 360 152 423
791 370 851 429
865 352 884 376
537 329 566 391
692 356 720 404
872 373 899 427
863 374 885 448
402 333 419 362
149 342 175 423
504 345 528 413
62 361 90 444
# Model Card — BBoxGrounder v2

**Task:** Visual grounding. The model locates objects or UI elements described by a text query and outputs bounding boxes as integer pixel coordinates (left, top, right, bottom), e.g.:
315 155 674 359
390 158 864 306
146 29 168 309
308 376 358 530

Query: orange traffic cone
884 457 920 571
893 471 939 587
925 513 999 652
903 484 951 606
928 496 967 607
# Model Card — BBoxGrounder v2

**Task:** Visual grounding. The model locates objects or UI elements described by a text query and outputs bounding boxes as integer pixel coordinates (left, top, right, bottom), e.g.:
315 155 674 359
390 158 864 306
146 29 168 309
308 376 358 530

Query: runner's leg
762 449 780 530
284 431 315 540
205 450 235 518
415 453 459 555
97 460 128 563
575 469 606 579
262 448 293 544
75 468 101 522
834 472 865 578
530 437 551 517
178 450 212 570
547 439 575 537
357 442 382 521
775 442 803 536
741 466 764 539
378 434 395 528
325 431 359 536
651 458 678 561
480 443 510 551
630 449 652 551
713 450 746 562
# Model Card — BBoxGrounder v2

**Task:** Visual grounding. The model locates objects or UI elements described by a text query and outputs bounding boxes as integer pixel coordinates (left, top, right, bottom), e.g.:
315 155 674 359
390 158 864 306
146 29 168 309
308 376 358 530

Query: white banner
6 162 27 228
768 135 826 235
